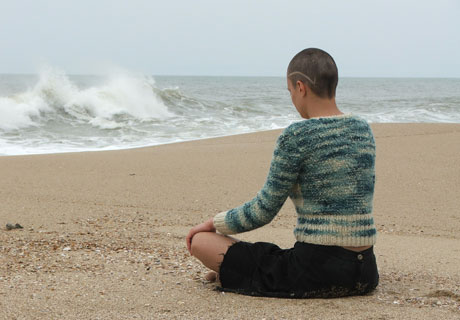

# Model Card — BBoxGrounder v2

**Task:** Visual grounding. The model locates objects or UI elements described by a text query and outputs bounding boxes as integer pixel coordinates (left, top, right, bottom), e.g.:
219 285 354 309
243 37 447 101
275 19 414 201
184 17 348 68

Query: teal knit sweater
213 114 377 246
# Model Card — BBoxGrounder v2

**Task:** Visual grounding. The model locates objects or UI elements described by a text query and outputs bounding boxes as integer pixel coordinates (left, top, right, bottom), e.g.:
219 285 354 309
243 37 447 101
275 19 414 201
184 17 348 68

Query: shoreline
2 121 460 158
1 123 459 319
0 128 284 158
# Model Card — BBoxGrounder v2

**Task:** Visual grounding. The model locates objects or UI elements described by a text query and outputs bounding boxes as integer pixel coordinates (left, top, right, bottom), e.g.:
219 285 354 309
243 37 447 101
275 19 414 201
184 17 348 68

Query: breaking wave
0 67 173 132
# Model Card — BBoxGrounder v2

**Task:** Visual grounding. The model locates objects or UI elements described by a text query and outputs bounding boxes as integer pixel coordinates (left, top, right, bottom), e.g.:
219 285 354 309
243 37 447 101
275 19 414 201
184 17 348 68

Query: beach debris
6 223 23 230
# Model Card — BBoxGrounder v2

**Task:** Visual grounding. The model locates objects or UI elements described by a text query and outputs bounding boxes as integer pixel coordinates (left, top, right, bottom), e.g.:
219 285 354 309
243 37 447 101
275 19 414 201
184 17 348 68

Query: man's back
286 114 377 246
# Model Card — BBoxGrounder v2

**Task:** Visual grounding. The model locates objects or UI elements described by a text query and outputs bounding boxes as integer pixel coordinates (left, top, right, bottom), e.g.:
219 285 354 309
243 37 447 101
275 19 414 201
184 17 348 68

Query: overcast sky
1 0 459 77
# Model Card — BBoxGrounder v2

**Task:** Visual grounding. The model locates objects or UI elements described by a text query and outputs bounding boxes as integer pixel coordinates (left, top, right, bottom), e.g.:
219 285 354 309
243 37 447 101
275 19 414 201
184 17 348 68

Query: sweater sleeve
213 126 304 235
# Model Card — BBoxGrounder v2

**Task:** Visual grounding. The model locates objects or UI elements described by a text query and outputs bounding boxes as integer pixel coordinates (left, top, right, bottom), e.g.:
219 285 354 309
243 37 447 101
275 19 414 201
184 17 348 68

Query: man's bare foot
204 271 219 282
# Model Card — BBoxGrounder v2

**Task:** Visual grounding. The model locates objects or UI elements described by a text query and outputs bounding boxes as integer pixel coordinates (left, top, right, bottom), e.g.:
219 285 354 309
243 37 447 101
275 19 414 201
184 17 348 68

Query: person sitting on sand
186 48 379 298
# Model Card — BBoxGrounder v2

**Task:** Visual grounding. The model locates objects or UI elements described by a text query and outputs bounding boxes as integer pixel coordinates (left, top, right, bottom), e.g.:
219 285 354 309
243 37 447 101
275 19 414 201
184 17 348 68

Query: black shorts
218 241 379 298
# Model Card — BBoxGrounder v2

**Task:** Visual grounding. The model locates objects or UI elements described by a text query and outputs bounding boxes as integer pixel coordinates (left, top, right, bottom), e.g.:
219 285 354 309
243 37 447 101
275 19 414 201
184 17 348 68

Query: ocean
1 68 459 156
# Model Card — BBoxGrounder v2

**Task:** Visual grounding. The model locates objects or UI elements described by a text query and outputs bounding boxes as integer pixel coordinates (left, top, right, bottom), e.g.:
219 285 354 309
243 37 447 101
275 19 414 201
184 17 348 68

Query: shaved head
287 48 338 99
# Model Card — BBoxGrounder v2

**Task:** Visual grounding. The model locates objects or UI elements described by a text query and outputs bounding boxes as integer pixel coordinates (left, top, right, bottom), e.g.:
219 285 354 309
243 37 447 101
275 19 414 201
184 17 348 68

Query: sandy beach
1 123 459 319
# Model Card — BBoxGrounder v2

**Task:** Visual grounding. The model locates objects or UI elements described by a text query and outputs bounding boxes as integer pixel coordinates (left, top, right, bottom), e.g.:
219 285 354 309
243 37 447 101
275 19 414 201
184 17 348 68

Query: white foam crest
71 71 173 121
0 67 172 131
0 96 42 130
0 81 53 130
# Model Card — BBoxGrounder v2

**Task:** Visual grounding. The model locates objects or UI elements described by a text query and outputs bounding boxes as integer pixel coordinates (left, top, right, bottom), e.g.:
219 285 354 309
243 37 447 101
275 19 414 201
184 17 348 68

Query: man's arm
213 127 303 235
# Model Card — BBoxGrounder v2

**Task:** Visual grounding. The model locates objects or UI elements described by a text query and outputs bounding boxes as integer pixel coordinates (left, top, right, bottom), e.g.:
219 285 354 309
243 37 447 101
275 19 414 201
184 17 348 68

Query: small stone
63 247 71 251
6 223 23 230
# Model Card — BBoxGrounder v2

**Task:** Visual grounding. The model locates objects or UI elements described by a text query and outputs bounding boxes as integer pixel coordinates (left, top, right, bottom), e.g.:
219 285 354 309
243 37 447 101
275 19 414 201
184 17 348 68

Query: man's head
287 48 338 99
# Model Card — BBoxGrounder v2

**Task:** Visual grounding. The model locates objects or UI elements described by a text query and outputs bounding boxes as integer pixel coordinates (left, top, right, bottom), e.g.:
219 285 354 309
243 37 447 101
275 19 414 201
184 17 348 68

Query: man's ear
297 80 307 97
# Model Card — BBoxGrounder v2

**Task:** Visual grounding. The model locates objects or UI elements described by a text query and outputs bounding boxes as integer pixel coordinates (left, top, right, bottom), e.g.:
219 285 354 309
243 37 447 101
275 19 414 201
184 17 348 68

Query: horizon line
0 72 459 79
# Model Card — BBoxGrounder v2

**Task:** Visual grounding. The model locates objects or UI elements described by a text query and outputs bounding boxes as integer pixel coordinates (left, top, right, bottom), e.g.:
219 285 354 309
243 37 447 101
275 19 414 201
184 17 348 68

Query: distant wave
1 72 458 156
0 70 299 155
0 67 173 131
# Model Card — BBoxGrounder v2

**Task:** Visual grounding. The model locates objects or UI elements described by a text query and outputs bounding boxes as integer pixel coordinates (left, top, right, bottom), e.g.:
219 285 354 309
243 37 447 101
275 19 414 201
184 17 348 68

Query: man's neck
304 97 343 119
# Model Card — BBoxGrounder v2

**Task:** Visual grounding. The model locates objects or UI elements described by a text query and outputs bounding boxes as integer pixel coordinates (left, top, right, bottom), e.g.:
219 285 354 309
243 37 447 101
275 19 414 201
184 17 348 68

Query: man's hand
186 218 216 255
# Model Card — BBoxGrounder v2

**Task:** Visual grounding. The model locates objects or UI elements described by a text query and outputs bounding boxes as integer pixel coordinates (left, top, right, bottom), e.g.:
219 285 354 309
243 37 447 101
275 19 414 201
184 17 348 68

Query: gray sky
1 0 459 77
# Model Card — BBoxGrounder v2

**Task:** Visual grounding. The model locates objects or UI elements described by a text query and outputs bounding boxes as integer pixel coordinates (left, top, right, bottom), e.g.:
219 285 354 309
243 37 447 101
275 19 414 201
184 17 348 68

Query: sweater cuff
213 211 235 235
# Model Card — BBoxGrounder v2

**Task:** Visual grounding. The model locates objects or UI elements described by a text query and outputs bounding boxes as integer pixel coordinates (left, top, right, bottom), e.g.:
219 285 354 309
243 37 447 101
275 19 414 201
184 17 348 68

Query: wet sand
1 123 459 319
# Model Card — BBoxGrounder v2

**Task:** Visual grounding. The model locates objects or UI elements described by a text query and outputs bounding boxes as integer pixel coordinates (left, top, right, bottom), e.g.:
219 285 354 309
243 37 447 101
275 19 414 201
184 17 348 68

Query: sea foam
1 73 459 156
0 67 172 132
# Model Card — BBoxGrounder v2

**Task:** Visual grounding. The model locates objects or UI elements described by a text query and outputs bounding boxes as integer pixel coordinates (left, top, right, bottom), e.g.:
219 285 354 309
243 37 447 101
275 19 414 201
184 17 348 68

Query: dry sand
0 123 459 319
